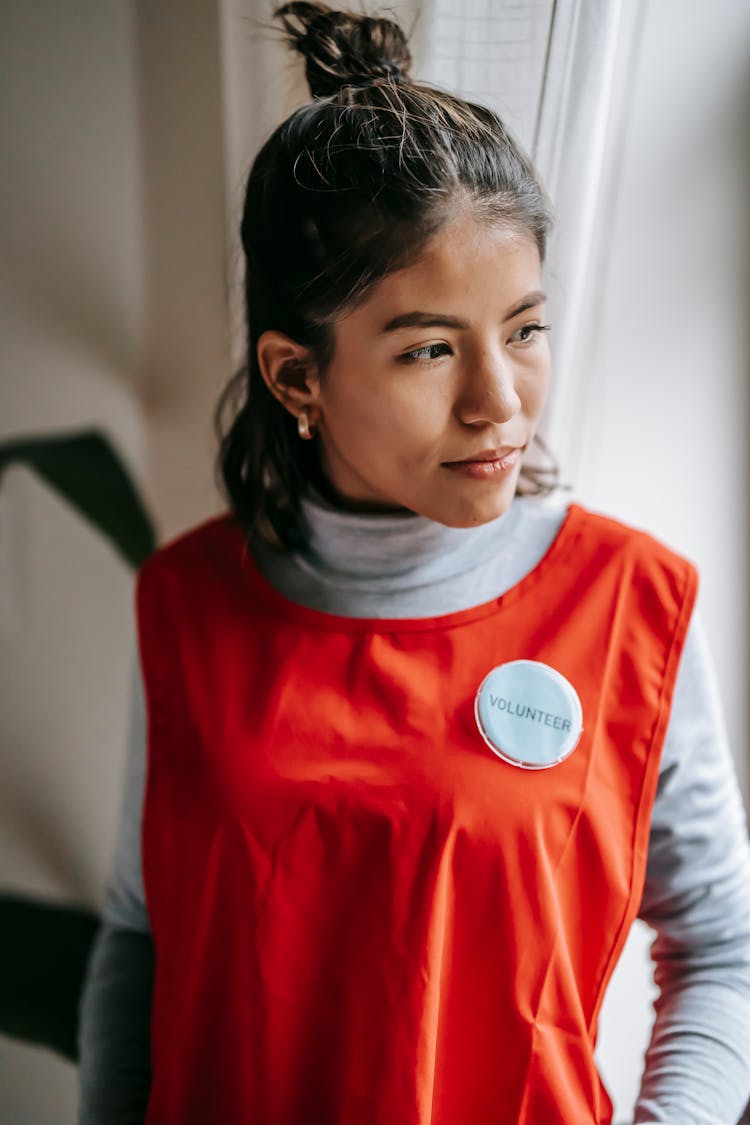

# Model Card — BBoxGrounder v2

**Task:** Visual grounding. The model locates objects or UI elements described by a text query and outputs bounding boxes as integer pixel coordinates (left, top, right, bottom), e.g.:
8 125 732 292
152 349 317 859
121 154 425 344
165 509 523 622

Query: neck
304 449 415 518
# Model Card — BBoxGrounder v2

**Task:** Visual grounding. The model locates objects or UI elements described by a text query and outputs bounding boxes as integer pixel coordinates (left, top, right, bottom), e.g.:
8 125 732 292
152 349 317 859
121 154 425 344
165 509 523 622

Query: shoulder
135 509 243 599
138 509 240 571
567 498 696 575
516 494 699 599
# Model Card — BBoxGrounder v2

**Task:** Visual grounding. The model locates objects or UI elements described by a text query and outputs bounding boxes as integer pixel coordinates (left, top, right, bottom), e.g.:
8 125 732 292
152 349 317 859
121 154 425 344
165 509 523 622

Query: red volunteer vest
136 501 697 1125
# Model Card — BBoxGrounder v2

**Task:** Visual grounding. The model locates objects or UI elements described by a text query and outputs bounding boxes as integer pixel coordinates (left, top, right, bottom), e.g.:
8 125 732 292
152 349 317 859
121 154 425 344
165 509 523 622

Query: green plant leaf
0 429 156 569
0 894 100 1061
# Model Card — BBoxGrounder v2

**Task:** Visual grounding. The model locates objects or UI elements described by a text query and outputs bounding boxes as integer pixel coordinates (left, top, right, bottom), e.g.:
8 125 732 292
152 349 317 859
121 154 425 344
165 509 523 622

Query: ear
256 330 322 420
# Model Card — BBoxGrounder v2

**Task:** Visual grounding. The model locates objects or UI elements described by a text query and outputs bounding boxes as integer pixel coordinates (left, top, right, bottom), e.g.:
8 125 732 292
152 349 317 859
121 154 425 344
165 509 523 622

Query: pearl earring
297 411 315 439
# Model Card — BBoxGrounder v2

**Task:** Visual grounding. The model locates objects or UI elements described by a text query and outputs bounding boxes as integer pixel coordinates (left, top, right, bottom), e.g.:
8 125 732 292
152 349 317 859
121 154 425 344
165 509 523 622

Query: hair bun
274 2 412 98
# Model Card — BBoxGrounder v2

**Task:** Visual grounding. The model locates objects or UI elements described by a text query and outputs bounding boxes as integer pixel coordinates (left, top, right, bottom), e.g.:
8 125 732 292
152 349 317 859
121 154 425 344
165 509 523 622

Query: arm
77 656 154 1124
634 611 750 1124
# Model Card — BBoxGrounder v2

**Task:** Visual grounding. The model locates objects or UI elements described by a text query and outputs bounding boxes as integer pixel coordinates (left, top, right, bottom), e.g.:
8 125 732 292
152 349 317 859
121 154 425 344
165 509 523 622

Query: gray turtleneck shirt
77 488 750 1125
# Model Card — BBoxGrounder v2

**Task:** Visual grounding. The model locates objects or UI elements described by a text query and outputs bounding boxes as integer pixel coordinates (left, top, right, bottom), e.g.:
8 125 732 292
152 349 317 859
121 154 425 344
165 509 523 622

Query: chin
433 489 516 529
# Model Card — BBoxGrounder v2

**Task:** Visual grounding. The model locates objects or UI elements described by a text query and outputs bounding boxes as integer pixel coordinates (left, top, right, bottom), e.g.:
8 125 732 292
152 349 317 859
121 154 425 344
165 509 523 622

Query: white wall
0 1 228 1120
574 6 749 808
1 3 143 1116
584 2 750 1119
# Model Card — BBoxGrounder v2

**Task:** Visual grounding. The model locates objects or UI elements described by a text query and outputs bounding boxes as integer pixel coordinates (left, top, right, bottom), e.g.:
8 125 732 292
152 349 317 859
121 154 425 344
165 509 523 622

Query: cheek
376 381 453 452
520 355 551 413
327 364 448 440
524 375 549 412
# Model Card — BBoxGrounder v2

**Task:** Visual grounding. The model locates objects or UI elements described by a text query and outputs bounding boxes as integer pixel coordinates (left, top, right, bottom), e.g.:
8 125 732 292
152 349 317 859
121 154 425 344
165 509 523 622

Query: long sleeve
634 611 750 1124
77 656 154 1124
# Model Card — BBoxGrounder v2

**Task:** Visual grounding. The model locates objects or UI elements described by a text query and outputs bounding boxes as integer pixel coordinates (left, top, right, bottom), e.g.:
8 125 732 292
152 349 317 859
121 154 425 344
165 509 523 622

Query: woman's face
267 211 552 527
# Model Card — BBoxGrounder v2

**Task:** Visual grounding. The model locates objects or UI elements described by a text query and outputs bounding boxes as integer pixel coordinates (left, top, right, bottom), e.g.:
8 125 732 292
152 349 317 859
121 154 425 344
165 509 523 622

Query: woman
78 3 750 1122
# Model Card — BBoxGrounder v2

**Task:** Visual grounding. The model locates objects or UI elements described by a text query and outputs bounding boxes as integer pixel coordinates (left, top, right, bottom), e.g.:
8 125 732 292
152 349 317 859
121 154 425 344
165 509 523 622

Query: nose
455 345 522 425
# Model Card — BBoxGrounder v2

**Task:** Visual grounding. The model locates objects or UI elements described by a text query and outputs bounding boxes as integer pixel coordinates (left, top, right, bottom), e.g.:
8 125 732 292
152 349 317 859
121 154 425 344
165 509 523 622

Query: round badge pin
474 659 583 770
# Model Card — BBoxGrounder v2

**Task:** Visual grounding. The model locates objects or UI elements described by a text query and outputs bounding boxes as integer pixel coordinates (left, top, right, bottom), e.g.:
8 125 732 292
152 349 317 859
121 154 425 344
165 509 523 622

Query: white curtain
529 0 646 480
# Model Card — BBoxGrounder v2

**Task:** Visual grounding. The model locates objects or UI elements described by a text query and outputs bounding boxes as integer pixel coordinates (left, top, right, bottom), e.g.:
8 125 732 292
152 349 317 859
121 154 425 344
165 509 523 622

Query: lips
445 446 521 464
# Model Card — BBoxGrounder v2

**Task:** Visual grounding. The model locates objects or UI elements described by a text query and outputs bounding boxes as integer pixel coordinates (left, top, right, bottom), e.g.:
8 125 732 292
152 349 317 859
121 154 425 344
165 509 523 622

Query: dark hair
213 1 560 552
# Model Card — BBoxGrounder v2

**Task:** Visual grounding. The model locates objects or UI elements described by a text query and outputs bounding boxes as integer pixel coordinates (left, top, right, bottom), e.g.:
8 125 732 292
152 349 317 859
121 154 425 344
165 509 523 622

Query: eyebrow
378 290 547 334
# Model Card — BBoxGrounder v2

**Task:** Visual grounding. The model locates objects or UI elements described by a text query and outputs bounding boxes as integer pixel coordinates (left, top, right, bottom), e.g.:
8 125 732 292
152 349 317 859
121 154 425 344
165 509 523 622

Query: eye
397 342 453 364
511 323 551 345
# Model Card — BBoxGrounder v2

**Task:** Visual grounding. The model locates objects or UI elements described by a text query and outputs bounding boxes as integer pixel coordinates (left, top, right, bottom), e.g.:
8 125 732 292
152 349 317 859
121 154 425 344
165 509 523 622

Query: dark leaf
0 894 101 1061
0 429 156 569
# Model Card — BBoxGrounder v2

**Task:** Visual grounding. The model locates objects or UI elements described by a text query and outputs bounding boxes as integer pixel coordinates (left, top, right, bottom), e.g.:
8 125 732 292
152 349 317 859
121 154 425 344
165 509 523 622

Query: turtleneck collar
294 482 525 589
